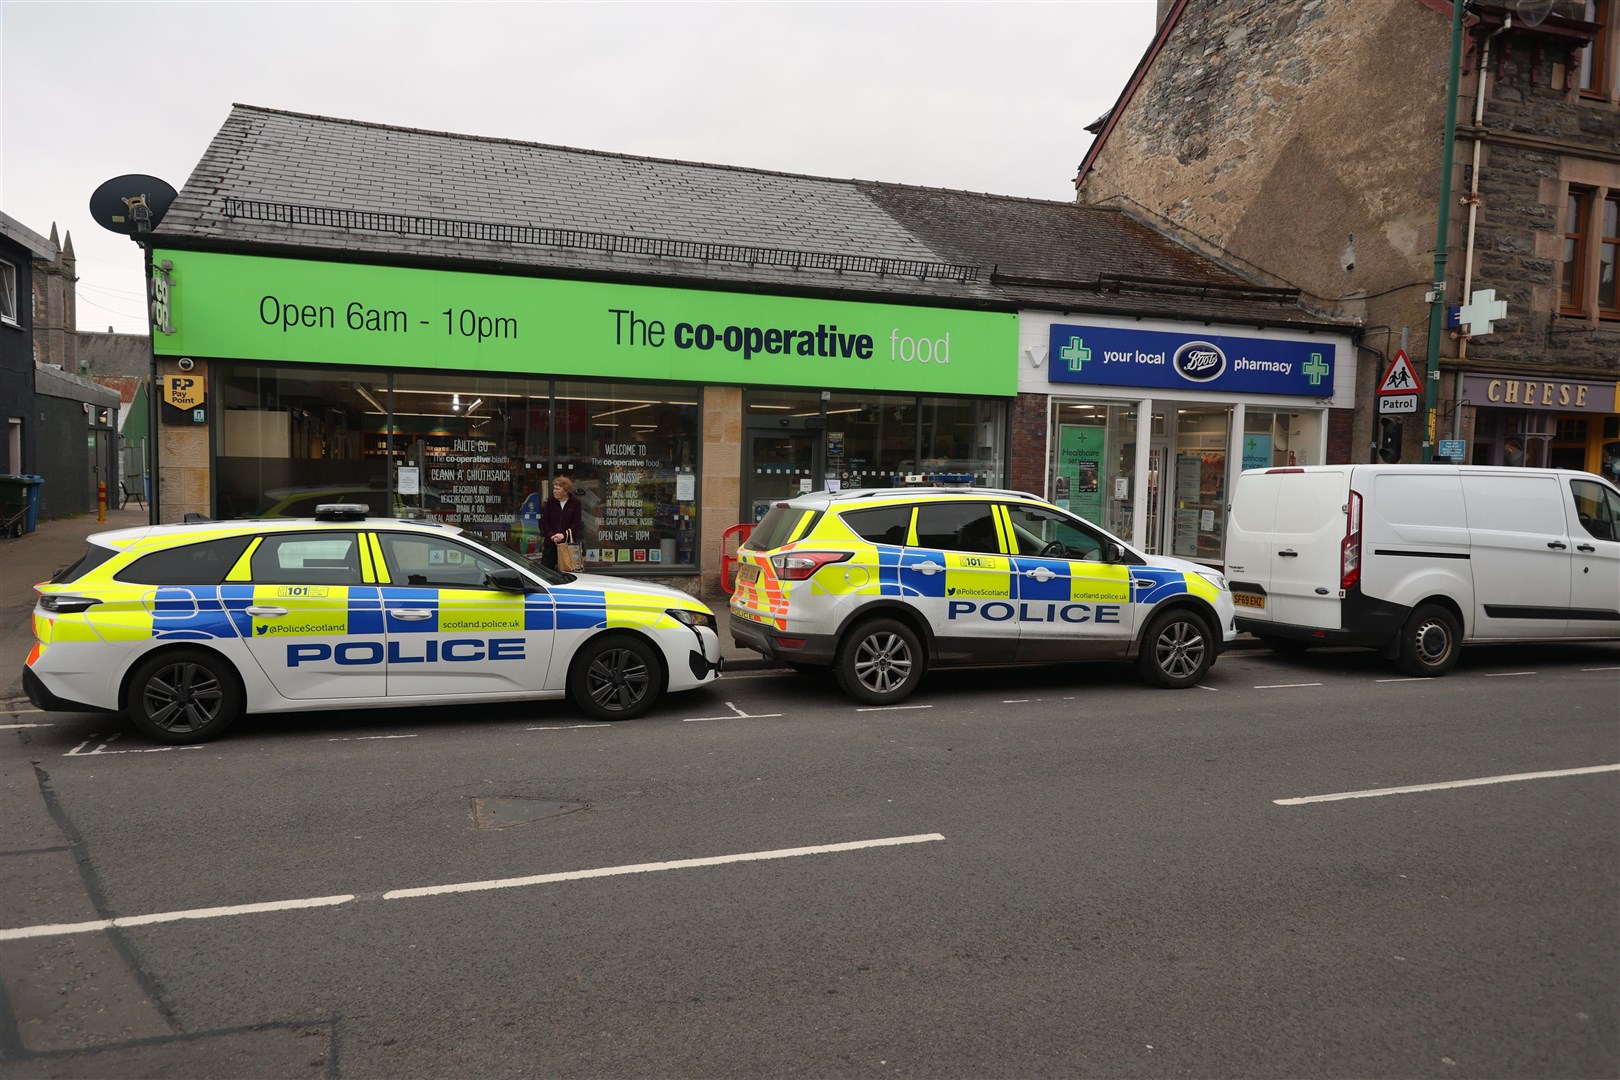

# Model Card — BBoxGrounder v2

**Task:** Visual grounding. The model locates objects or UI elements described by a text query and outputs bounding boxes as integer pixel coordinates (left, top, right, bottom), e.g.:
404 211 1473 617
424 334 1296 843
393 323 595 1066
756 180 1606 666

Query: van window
1571 479 1620 542
1461 474 1566 535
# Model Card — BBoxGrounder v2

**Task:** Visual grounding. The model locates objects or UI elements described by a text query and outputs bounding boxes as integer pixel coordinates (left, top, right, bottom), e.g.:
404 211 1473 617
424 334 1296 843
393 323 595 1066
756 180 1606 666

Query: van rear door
1224 470 1284 625
1268 469 1349 629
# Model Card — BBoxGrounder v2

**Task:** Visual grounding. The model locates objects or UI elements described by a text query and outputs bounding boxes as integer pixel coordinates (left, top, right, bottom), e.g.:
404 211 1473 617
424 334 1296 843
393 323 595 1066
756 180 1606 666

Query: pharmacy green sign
151 250 1016 396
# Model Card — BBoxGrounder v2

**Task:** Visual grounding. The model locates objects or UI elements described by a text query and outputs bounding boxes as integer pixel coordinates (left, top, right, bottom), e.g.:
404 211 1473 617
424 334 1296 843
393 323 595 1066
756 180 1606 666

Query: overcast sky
3 1 1156 336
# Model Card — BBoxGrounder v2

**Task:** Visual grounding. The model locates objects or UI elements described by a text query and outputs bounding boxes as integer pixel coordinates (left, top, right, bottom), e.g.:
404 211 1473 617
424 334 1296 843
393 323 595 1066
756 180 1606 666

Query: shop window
818 390 918 486
0 260 16 324
1562 186 1619 320
554 379 699 570
1047 400 1139 540
918 397 1003 484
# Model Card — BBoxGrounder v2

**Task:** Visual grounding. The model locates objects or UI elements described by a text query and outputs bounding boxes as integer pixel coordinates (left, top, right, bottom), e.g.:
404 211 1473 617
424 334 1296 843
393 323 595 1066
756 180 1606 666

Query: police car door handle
914 561 943 575
389 609 434 621
245 606 289 617
1022 567 1056 582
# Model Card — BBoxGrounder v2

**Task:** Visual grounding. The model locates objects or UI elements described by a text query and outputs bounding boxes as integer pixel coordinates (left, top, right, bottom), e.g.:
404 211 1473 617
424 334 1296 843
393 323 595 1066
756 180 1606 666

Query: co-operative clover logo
1058 336 1091 373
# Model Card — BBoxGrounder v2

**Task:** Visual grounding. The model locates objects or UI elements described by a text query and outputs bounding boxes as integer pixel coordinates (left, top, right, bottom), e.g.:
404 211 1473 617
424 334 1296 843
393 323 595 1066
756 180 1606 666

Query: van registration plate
1232 592 1265 609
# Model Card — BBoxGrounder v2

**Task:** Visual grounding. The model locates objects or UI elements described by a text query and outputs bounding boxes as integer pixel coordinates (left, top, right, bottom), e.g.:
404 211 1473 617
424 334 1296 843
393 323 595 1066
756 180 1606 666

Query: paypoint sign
150 250 1016 396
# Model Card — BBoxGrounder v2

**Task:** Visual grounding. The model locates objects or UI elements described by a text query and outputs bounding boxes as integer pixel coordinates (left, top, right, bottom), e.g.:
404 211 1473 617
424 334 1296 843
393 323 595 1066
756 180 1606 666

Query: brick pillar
1008 392 1050 495
700 386 742 602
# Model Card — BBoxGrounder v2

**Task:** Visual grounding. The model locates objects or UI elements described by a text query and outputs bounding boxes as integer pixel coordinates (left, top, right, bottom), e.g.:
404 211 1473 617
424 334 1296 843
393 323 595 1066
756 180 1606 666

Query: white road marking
0 895 356 942
1195 684 1220 692
1255 682 1323 690
526 723 612 731
0 723 53 730
1274 764 1620 806
683 701 782 722
65 734 202 757
1484 671 1536 678
0 833 946 941
1002 699 1031 704
856 704 934 712
1581 666 1620 672
327 734 418 742
383 833 946 900
1 707 43 715
1376 678 1428 683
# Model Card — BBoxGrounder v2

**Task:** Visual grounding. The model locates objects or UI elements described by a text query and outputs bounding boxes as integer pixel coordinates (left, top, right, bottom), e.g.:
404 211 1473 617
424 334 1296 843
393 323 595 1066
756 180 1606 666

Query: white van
1224 465 1620 675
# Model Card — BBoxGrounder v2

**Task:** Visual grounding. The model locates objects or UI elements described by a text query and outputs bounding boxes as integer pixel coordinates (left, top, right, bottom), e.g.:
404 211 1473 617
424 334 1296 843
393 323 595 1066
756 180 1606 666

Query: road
2 643 1617 1078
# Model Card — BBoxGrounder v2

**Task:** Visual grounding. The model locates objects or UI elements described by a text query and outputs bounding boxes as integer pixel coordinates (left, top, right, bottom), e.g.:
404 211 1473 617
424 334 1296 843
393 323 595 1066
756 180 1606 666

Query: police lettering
287 638 526 667
945 600 1122 624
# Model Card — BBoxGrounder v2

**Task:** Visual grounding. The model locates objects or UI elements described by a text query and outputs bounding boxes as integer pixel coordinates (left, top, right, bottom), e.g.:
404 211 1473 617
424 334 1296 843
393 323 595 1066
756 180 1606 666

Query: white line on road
1484 671 1537 678
383 833 946 900
1581 666 1620 672
1195 684 1220 692
1255 682 1323 690
856 704 934 712
0 723 53 730
1274 764 1620 806
1376 678 1429 683
327 734 419 742
1002 699 1031 704
526 723 612 731
683 701 782 722
65 734 202 757
1 707 43 715
0 834 945 941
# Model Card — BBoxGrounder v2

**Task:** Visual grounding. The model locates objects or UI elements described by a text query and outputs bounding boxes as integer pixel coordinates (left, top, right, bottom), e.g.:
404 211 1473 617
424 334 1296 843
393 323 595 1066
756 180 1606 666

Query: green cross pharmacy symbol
1303 352 1329 387
1059 336 1091 373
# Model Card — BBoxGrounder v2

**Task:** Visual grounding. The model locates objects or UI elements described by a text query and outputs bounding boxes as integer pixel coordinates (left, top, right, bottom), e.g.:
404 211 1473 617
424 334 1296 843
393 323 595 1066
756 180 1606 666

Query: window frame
1579 0 1613 102
0 260 17 326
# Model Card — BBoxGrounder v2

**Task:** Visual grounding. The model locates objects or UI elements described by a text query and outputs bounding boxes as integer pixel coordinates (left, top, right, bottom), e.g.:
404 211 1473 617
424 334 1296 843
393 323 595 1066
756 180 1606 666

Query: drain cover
470 796 587 829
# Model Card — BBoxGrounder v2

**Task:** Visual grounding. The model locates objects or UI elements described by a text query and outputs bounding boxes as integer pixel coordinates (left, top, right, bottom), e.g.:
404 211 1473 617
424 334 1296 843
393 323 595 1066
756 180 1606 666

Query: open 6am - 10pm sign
150 250 1017 397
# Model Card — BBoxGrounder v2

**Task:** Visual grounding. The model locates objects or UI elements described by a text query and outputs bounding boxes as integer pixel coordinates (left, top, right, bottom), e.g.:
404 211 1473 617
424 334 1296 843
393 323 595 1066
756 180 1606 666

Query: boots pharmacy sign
149 250 1016 396
1046 324 1334 397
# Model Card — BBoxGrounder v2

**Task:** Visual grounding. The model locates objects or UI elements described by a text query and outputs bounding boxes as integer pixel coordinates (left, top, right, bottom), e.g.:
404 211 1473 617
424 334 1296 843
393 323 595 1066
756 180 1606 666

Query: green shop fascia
151 249 1018 577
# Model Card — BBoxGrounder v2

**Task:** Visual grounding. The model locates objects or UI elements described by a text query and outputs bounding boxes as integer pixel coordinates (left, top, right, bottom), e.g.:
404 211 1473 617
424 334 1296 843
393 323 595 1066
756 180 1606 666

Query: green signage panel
152 250 1016 396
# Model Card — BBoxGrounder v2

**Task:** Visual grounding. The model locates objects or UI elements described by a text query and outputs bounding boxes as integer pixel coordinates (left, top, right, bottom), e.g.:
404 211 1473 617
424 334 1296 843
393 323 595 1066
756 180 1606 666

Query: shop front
1451 373 1620 479
1019 314 1354 566
150 249 1017 592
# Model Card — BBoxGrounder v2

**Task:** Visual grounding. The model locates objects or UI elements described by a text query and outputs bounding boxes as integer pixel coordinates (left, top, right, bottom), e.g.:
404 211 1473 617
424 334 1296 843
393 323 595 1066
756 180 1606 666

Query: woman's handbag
557 529 584 573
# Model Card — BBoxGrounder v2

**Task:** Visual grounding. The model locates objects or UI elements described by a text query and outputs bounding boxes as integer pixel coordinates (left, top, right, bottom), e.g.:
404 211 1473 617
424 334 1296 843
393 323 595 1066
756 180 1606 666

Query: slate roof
154 104 1344 330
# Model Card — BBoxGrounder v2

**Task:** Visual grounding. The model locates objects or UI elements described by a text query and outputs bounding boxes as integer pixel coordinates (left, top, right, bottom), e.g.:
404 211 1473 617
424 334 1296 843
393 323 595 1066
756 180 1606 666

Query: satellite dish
88 174 177 235
1513 0 1555 26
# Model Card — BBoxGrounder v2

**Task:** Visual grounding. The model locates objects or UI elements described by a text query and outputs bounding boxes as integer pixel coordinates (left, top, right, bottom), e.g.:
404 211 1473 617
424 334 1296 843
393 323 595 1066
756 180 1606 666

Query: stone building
1079 0 1618 477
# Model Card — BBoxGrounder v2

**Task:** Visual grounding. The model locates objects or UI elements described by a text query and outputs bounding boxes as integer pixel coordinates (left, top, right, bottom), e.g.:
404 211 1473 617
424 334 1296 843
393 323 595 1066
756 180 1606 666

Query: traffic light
1378 417 1403 463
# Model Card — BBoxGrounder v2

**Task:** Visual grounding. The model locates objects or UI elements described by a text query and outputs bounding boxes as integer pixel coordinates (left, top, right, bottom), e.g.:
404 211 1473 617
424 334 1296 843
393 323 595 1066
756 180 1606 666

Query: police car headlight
39 594 102 614
667 608 717 632
1196 570 1228 592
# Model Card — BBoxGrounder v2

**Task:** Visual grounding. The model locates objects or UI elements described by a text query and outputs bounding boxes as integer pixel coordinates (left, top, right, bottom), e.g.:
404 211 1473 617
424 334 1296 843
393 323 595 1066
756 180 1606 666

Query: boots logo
1173 341 1226 383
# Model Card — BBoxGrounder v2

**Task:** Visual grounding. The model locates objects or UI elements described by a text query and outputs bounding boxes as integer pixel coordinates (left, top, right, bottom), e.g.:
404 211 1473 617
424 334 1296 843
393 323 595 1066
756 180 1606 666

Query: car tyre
1137 608 1214 689
126 648 244 744
1395 603 1461 677
834 618 924 705
570 634 662 721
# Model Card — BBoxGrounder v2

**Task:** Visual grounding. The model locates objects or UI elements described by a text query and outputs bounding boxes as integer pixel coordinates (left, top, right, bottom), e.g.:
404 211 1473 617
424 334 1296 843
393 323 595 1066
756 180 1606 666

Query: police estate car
24 506 722 743
730 487 1236 704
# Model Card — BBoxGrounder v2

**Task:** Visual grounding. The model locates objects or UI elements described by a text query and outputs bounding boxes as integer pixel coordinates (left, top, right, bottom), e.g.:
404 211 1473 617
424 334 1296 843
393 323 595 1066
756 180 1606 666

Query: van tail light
770 551 852 581
1341 490 1364 591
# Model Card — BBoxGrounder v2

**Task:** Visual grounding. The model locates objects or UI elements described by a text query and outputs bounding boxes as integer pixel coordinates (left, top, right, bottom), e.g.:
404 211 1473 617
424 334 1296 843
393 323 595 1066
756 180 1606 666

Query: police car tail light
38 594 102 614
770 551 852 581
1341 490 1364 591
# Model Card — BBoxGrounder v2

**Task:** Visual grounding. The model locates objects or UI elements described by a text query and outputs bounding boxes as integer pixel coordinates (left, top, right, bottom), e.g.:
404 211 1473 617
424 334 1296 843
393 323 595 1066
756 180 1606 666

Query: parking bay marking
1274 763 1620 806
2 723 53 730
856 704 934 713
66 734 203 757
1254 682 1324 690
683 701 783 722
0 833 946 942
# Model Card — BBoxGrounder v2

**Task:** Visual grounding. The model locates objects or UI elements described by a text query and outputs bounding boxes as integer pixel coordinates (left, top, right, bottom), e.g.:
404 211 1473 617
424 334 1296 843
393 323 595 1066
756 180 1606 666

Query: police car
729 487 1236 703
24 505 722 743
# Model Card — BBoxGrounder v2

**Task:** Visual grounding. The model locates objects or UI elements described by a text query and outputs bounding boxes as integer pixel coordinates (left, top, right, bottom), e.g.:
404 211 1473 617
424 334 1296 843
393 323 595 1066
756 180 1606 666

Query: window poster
1058 425 1106 524
1242 434 1273 472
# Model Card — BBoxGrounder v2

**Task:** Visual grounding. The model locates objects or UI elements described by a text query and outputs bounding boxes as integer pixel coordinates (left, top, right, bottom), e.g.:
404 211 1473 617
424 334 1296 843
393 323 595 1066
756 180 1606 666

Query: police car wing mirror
1107 542 1127 564
484 568 536 593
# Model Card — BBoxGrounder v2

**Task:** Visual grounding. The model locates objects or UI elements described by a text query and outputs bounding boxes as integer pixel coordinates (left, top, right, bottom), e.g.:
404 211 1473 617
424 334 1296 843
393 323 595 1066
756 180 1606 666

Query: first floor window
1562 185 1620 320
0 260 17 324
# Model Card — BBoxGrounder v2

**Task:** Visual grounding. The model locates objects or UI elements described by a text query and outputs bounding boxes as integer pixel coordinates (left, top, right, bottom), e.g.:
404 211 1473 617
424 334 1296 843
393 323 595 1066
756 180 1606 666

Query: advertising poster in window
1058 425 1106 524
1242 434 1273 472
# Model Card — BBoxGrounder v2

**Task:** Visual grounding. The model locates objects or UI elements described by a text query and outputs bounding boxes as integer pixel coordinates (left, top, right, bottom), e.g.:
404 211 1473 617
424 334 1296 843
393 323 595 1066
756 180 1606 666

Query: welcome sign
151 250 1017 397
1048 324 1335 397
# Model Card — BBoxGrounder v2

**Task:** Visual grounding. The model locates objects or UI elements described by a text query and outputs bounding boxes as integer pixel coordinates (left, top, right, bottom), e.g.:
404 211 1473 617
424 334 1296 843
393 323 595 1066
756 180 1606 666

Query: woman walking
539 474 582 571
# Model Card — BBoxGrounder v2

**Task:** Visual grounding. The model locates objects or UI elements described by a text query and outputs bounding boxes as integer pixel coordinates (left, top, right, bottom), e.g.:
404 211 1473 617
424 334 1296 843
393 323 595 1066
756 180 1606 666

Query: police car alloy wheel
1137 609 1213 689
571 634 661 721
127 648 245 744
835 617 925 705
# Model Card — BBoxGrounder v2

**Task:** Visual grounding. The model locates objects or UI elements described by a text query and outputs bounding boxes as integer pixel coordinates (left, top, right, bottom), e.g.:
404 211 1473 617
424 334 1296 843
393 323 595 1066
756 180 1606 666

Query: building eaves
0 211 57 259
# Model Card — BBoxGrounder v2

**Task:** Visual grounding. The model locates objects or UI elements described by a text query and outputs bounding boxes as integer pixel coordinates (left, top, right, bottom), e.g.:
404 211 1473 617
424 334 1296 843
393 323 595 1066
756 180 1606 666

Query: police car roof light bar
314 504 370 521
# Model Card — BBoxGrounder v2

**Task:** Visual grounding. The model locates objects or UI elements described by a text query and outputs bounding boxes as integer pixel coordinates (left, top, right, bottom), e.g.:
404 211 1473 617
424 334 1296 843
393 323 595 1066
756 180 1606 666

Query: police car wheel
126 649 244 744
570 635 662 721
1395 603 1460 678
834 618 924 705
1137 609 1213 689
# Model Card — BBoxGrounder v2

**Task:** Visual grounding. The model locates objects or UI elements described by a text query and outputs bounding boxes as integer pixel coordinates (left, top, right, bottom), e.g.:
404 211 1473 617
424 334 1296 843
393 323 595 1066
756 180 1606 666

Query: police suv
730 487 1236 703
24 505 722 743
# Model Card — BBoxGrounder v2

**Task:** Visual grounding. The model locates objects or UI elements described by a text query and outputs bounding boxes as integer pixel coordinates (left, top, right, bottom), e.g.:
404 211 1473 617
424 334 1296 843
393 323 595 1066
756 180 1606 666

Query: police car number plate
738 564 761 584
1232 592 1265 609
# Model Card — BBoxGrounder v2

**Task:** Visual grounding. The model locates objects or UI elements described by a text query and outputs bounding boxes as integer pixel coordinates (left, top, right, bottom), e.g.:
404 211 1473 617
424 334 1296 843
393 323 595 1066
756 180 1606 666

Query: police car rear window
51 543 118 584
745 507 819 551
841 504 914 545
114 536 254 586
